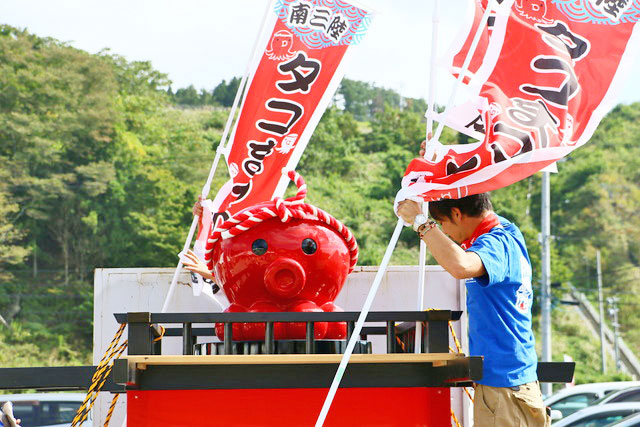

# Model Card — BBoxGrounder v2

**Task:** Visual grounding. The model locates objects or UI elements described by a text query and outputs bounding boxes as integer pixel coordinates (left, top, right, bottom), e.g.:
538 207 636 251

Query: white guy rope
315 219 404 426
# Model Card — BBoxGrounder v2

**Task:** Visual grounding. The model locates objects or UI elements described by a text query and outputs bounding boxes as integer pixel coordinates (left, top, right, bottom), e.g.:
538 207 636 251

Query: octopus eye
301 238 317 255
252 239 268 255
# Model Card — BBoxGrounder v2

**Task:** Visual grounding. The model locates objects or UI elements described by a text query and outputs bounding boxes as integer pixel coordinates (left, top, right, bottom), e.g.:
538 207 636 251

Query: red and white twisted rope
204 170 358 273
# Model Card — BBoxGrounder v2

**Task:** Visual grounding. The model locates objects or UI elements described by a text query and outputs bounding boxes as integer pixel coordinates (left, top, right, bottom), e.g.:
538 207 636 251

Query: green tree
0 170 29 282
338 79 403 120
212 77 241 107
174 84 200 106
298 107 362 175
0 25 120 283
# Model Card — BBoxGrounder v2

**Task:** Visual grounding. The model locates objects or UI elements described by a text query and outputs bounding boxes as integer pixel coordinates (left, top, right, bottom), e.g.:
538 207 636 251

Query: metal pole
614 312 621 371
540 171 552 396
608 297 621 371
416 0 439 354
416 204 428 353
597 250 606 374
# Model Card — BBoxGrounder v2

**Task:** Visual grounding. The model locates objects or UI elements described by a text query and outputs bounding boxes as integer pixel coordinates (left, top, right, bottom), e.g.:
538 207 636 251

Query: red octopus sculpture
204 170 358 341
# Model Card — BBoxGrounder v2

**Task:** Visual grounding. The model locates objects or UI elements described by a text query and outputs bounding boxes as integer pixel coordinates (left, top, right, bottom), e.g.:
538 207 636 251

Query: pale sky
1 0 639 105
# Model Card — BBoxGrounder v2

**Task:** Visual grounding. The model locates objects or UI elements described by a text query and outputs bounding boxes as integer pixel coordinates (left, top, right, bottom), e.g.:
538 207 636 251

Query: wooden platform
114 352 482 391
122 352 466 369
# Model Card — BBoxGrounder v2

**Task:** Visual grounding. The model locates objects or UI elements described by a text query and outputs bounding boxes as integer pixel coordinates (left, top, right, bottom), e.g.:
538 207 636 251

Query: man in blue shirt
397 193 549 427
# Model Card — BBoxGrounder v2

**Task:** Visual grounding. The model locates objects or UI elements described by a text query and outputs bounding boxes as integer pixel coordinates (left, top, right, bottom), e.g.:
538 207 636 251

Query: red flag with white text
397 0 640 203
213 0 373 228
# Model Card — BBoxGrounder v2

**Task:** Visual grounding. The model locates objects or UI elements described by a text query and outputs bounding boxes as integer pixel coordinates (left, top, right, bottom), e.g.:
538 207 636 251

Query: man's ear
450 207 462 223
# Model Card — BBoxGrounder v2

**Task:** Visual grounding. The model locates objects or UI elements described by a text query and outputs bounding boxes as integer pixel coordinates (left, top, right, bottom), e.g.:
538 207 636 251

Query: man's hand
1 401 21 426
192 195 204 217
182 249 215 281
397 200 423 226
398 200 486 279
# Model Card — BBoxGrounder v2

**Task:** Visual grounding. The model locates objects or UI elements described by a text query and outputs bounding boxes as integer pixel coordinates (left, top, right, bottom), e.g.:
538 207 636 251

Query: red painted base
127 387 450 426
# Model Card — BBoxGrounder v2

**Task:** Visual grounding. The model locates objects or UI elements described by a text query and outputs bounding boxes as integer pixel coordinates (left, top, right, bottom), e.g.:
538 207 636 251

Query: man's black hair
428 193 493 220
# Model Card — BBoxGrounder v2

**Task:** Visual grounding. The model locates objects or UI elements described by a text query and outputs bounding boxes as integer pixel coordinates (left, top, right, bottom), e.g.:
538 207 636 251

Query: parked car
593 387 640 406
0 393 91 427
552 402 640 427
610 411 640 427
545 382 640 419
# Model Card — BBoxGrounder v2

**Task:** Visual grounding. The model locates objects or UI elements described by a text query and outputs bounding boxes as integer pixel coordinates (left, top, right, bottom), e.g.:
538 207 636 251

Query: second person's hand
182 249 215 281
419 132 433 158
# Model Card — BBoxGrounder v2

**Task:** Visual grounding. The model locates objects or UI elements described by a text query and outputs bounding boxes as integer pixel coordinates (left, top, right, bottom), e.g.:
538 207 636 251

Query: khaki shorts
474 381 550 427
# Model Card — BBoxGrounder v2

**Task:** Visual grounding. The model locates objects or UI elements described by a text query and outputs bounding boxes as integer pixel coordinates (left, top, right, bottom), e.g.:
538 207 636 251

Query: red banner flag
398 0 640 203
213 0 373 226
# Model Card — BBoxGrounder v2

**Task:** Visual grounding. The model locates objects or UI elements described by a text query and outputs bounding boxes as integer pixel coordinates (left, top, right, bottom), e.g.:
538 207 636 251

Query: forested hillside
1 26 639 381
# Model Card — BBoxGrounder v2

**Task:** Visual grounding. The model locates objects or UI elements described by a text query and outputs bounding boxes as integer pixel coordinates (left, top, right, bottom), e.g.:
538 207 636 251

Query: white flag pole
427 0 496 160
160 64 252 314
426 0 439 143
315 219 404 427
160 0 273 314
316 2 498 424
416 0 439 354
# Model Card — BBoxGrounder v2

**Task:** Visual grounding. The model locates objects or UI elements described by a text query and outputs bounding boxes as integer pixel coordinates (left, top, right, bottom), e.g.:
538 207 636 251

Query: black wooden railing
115 310 462 355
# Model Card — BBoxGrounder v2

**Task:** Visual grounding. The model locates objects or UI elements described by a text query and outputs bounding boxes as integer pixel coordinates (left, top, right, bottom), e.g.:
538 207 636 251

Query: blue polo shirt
465 216 538 387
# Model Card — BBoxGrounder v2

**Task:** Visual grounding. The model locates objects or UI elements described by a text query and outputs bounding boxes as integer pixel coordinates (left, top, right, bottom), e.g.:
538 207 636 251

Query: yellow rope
72 340 127 426
423 309 475 423
463 385 474 403
153 325 166 342
70 323 132 427
71 324 126 427
104 394 120 427
99 323 164 426
93 323 126 380
448 321 463 353
450 407 462 427
80 342 128 426
448 321 474 403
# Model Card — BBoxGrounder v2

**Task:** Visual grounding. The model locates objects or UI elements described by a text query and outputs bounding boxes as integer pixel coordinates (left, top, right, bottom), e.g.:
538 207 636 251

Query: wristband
417 220 437 238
